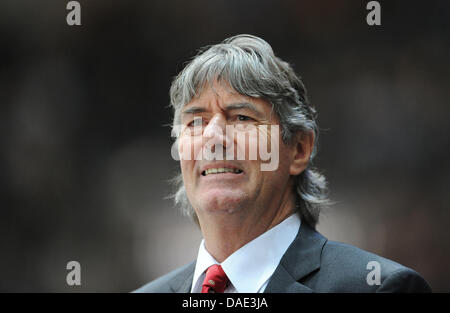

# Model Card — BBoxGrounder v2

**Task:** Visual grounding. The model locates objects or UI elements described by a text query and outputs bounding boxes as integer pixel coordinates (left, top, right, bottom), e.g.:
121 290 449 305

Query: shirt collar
191 213 301 293
191 241 219 292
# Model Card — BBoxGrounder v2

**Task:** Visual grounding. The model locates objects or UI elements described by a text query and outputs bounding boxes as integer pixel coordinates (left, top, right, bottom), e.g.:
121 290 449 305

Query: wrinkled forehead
183 80 247 108
174 78 255 122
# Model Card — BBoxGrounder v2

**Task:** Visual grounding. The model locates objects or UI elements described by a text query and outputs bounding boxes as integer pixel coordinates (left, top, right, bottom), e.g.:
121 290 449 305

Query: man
135 34 431 293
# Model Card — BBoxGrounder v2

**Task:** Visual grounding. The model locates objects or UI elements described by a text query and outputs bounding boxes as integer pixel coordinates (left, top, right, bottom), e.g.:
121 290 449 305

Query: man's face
178 81 296 219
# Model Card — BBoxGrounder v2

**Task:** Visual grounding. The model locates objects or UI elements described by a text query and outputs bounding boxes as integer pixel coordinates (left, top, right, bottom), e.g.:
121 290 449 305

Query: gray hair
169 34 330 229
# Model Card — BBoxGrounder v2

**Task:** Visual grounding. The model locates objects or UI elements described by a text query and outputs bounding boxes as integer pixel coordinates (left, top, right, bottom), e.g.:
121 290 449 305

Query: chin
198 190 248 214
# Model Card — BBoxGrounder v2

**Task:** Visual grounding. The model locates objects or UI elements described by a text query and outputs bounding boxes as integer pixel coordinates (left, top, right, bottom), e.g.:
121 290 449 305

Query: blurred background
0 0 449 292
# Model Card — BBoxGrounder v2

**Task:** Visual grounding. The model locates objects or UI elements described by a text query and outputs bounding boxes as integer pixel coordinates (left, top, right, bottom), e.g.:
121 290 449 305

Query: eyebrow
182 106 206 115
182 102 264 118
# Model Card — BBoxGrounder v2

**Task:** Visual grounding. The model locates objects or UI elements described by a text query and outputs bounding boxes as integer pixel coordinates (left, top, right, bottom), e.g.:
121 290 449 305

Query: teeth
203 167 242 176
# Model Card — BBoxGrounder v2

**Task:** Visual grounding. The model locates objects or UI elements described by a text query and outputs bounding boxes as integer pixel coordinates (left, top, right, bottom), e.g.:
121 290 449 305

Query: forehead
183 81 272 113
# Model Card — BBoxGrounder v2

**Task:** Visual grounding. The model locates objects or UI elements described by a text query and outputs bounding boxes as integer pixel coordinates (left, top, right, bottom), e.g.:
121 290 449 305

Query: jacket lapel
264 222 327 293
170 261 196 293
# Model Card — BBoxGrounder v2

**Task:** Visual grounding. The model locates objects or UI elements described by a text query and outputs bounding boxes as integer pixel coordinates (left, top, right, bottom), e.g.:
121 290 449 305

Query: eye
187 117 204 127
237 114 253 122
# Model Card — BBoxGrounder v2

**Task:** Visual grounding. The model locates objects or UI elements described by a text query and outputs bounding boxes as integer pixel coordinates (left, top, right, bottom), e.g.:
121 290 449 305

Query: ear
289 131 314 176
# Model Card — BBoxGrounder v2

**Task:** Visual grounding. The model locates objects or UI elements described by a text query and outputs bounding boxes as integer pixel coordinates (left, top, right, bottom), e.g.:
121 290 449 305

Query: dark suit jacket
134 222 431 293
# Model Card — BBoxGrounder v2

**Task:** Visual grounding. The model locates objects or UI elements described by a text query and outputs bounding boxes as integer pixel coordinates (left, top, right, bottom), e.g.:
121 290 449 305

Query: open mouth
201 167 243 176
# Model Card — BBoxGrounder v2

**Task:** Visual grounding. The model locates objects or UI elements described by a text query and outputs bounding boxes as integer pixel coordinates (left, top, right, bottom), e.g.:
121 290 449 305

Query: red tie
201 264 229 293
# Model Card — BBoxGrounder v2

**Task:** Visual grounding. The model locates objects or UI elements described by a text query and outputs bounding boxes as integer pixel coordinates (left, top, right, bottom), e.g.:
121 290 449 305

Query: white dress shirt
191 213 301 293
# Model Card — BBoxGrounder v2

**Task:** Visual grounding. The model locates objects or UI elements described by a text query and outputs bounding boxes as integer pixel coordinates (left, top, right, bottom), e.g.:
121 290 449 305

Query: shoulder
307 240 431 292
132 261 196 293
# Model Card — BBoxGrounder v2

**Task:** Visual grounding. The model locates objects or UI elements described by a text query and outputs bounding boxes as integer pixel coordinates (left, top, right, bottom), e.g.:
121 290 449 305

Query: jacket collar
263 222 327 293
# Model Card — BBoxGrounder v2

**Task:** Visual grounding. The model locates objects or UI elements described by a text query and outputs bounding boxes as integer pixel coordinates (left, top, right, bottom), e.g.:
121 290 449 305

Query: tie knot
201 264 229 293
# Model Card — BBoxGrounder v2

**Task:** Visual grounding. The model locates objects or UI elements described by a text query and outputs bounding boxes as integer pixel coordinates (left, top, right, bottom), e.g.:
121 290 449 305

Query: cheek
180 159 197 201
276 142 294 173
178 137 195 182
230 126 279 170
179 159 190 176
178 135 203 161
236 126 281 170
232 128 260 161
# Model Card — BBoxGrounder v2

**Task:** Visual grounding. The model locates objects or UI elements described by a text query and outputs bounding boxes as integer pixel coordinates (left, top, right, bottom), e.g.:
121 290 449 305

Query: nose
203 114 226 142
202 114 232 158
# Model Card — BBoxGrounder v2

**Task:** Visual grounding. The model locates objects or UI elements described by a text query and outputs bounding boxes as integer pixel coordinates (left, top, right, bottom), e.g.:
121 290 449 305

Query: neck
198 188 296 263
